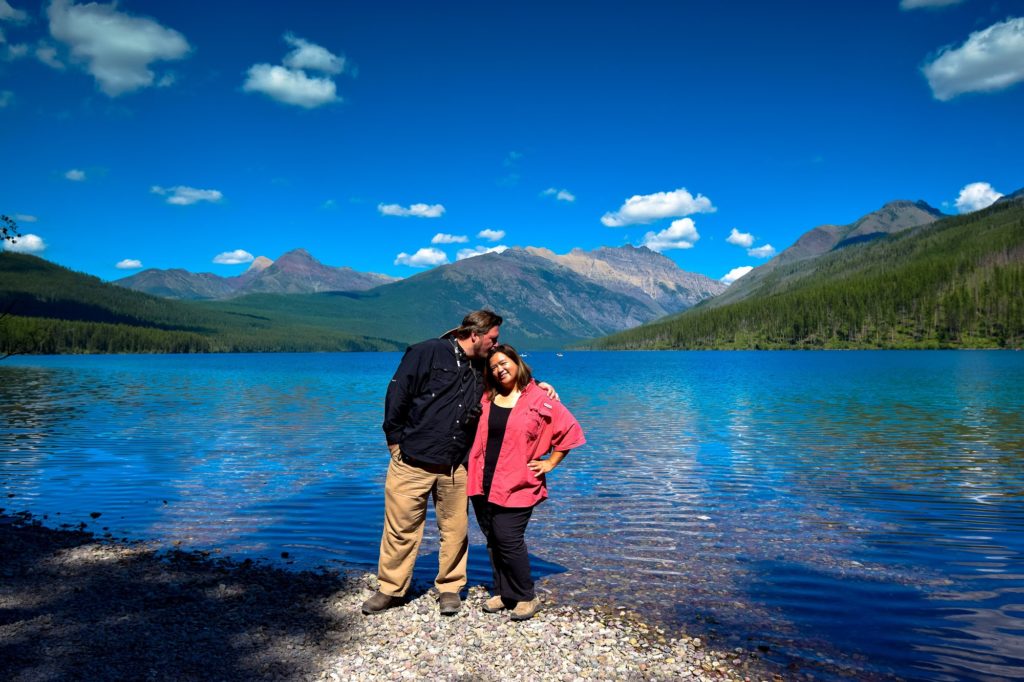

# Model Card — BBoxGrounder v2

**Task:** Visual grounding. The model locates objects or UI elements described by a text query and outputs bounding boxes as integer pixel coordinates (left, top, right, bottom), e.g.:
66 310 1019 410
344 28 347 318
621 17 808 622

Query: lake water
2 351 1023 680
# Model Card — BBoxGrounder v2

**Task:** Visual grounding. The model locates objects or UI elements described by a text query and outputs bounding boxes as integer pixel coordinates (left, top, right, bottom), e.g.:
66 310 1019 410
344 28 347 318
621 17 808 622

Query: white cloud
726 228 754 248
641 218 700 252
15 213 36 222
721 266 753 285
115 258 142 269
243 63 338 108
923 17 1024 101
747 244 776 259
243 33 346 109
65 168 85 181
457 245 508 260
955 181 1003 213
36 43 64 69
151 185 223 206
0 1 28 22
47 0 190 97
4 233 46 253
900 0 964 9
395 247 449 268
212 249 254 265
542 187 576 202
431 233 468 244
0 90 12 107
478 228 505 241
378 202 445 218
4 39 29 60
283 33 345 74
602 187 716 227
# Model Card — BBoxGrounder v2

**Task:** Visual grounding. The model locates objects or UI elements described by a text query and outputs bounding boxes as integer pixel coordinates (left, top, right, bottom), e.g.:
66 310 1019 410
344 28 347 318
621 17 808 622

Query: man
362 310 503 616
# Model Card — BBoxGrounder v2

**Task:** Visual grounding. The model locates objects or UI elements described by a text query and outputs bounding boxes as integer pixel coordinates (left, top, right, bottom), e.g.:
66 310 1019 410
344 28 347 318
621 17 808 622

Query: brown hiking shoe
509 597 541 621
438 591 461 615
361 590 401 615
483 595 508 613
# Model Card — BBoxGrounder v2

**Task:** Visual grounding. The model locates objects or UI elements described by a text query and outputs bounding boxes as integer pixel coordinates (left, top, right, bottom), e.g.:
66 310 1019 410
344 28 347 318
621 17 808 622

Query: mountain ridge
709 199 946 309
114 248 398 300
585 194 1024 350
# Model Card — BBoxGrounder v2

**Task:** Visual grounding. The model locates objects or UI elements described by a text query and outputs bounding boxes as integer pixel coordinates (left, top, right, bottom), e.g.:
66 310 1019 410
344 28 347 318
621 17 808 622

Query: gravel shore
1 512 778 681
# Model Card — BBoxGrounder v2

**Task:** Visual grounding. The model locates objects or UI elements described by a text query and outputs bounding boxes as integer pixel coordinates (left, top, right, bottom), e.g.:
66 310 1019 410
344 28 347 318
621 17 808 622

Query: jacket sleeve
382 343 432 444
548 400 586 453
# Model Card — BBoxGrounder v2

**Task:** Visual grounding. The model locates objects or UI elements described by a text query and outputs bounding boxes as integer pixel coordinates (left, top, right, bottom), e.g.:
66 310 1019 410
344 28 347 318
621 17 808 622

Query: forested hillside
585 199 1024 350
0 253 402 355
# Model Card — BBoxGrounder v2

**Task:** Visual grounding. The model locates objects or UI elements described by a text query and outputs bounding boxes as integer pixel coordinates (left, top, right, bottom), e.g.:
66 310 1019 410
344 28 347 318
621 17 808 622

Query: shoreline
1 512 776 681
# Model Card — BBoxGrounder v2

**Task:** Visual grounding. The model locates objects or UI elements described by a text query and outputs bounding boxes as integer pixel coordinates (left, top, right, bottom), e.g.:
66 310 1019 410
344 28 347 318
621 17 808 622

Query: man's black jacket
382 336 484 468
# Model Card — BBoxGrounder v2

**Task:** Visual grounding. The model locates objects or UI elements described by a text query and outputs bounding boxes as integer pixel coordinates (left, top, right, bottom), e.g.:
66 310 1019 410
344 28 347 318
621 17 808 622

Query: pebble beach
1 512 777 681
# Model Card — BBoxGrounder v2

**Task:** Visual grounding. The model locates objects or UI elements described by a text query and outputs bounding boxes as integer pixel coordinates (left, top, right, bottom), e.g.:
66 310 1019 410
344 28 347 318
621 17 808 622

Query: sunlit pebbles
2 350 1023 680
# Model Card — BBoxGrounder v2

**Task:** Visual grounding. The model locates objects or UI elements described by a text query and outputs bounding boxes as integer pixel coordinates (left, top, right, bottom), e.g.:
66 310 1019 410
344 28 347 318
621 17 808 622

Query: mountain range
588 191 1024 350
113 244 726 343
709 199 946 309
4 191 1021 354
114 248 397 299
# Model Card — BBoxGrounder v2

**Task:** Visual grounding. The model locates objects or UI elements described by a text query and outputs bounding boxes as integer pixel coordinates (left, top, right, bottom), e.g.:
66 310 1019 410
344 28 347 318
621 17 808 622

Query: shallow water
2 351 1022 680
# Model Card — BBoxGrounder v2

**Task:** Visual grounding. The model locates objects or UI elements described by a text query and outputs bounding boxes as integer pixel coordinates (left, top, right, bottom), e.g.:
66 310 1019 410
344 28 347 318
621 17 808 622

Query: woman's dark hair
453 309 503 340
484 344 533 398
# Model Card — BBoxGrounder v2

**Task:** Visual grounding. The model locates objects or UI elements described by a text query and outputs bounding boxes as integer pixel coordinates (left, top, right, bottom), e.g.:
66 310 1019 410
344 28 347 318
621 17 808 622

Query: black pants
471 496 535 602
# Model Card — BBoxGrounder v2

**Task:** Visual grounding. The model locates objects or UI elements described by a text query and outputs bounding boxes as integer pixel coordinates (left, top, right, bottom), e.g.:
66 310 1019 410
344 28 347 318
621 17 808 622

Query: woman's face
488 352 518 390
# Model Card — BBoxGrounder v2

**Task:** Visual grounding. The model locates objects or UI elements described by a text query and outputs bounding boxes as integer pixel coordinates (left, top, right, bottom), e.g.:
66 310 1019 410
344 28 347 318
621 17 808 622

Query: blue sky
2 0 1022 285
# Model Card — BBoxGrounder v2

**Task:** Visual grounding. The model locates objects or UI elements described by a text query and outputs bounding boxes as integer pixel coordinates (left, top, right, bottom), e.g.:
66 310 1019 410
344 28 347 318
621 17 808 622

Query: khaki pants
376 454 468 596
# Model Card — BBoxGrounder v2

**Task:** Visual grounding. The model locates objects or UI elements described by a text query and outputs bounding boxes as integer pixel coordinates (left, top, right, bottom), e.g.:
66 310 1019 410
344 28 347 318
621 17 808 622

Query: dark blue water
2 351 1023 680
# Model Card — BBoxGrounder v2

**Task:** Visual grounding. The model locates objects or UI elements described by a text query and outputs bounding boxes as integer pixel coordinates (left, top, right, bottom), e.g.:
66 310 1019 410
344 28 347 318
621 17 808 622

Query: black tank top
483 404 512 494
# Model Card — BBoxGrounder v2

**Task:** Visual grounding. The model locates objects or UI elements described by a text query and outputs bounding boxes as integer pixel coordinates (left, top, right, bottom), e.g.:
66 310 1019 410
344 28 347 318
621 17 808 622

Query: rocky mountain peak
246 256 273 273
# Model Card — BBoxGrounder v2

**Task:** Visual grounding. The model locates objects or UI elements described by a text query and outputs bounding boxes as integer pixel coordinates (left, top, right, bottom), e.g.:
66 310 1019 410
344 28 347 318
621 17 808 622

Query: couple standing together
361 310 585 621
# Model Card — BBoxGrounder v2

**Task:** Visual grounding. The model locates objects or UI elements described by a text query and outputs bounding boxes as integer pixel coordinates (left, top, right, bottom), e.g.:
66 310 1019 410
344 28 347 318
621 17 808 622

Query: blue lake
2 351 1023 680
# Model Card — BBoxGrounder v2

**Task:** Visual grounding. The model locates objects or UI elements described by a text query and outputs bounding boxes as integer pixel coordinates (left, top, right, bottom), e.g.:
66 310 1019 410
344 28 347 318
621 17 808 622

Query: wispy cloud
35 43 64 69
923 17 1024 101
47 0 190 97
151 185 223 206
431 233 468 244
726 228 754 248
641 218 700 252
602 188 715 227
283 33 345 74
65 168 86 181
14 214 37 222
3 233 46 253
243 33 345 108
747 244 776 259
0 90 12 107
213 249 254 265
378 202 445 218
721 266 753 285
457 245 508 260
395 247 448 267
478 228 505 241
0 1 29 23
542 187 576 202
115 258 143 269
900 0 964 9
955 181 1003 213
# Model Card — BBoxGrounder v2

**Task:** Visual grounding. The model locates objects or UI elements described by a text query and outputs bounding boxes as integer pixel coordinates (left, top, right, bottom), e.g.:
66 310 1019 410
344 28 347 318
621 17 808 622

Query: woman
466 344 585 621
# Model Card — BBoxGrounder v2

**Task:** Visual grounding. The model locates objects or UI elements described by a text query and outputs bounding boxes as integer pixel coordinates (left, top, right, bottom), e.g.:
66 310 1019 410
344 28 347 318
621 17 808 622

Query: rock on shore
0 513 776 681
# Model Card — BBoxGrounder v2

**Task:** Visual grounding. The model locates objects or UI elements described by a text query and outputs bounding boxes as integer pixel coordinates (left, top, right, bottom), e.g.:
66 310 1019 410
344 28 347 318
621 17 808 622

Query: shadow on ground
0 512 360 681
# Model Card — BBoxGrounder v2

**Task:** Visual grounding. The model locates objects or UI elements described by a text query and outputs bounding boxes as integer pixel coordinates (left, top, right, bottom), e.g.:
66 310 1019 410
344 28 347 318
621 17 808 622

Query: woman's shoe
509 598 541 621
483 595 509 613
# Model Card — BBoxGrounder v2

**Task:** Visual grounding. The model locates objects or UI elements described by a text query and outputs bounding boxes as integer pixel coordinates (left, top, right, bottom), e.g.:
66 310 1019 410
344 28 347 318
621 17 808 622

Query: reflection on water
2 351 1023 680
